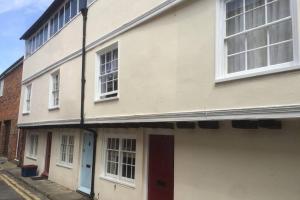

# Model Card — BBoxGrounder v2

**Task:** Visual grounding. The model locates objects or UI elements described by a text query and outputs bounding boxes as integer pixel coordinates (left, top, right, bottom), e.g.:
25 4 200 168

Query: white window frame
0 79 4 97
59 135 75 166
215 0 300 82
95 42 119 102
100 134 136 186
23 84 32 114
27 133 38 159
49 70 60 110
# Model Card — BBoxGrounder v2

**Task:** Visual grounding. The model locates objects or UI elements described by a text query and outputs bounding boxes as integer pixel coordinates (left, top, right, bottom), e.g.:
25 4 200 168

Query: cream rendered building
18 0 300 200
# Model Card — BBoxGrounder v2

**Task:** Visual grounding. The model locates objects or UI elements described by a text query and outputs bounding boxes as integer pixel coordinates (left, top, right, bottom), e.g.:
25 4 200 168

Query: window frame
215 0 300 82
59 134 75 166
49 70 60 110
25 0 97 58
0 79 4 97
23 84 32 114
100 134 137 186
27 133 38 159
95 42 119 102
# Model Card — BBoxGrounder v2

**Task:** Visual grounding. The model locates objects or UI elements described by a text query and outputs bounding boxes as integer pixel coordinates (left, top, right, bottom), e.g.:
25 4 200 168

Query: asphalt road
0 178 24 200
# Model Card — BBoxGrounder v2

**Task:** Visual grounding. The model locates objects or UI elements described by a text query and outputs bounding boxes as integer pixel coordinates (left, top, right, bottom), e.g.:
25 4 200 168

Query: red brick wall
0 64 23 161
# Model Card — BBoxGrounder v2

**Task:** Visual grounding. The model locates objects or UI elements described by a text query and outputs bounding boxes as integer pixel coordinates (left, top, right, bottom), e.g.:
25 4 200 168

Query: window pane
226 0 243 18
247 28 267 50
226 15 244 36
227 34 245 55
245 0 264 11
71 0 78 18
101 54 105 64
269 20 292 44
270 41 293 65
246 7 265 29
247 48 267 69
43 24 48 43
65 2 71 23
228 53 246 73
59 8 64 29
267 0 290 22
50 19 54 36
107 81 113 92
54 14 59 34
106 63 112 74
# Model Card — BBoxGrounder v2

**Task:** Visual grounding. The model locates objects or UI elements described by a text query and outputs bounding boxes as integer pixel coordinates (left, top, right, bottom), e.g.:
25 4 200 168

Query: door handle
156 180 166 188
86 164 91 168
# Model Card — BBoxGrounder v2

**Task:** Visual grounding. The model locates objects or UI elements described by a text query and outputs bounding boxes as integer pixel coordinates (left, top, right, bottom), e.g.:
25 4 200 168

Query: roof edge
0 57 24 80
20 0 62 40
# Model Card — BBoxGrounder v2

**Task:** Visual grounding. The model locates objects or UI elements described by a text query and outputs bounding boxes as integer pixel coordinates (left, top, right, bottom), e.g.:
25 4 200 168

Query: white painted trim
95 42 119 102
22 0 184 85
99 134 137 185
18 105 300 127
48 69 60 110
215 0 300 82
0 79 4 97
15 129 20 160
56 162 73 169
77 186 90 195
142 130 149 200
18 118 80 128
26 155 37 161
23 83 32 114
98 176 136 189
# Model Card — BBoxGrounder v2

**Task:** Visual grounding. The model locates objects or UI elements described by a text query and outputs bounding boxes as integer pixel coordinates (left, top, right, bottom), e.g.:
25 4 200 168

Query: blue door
79 132 94 194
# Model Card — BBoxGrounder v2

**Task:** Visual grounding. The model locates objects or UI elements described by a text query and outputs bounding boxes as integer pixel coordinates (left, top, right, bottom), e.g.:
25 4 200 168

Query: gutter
79 3 97 199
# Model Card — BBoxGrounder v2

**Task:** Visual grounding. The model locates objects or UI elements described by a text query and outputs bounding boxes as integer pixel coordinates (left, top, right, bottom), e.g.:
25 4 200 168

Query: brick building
0 57 24 162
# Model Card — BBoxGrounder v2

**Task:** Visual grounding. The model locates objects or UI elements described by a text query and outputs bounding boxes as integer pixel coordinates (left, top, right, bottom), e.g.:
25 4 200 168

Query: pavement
0 158 89 200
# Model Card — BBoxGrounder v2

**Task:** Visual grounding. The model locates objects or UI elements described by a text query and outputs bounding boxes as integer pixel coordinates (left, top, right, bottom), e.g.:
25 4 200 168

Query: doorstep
5 167 90 200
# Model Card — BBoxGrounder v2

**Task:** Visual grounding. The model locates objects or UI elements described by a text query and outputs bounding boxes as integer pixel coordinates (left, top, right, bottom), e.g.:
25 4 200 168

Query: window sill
99 176 136 189
56 163 73 169
26 155 37 161
215 63 300 83
48 106 60 111
94 96 119 104
22 112 30 116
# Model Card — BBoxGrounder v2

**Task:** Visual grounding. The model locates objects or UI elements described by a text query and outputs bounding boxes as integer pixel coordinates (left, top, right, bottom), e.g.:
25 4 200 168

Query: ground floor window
60 135 74 165
104 137 136 183
28 134 38 158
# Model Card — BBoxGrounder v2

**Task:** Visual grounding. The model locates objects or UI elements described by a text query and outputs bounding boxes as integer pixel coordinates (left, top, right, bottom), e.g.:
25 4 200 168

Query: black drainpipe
80 1 97 199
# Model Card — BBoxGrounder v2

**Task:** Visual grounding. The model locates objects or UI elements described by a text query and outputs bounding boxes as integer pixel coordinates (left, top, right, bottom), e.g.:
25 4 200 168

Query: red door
148 135 174 200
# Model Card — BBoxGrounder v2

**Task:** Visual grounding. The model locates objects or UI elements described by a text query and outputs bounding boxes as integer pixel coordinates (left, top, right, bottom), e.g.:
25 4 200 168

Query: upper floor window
26 0 95 57
216 0 298 81
49 71 60 109
60 135 74 165
0 79 4 96
23 84 32 114
96 44 119 101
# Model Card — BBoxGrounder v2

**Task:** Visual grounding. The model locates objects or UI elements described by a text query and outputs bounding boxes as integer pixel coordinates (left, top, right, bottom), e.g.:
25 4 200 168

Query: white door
79 132 94 194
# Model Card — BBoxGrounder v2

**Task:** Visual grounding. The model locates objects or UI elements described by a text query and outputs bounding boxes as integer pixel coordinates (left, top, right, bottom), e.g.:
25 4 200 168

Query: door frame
143 130 174 200
3 120 11 157
42 132 52 177
78 131 95 195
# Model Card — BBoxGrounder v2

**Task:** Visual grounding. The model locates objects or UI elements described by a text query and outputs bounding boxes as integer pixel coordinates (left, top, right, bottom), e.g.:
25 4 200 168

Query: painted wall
48 129 82 190
22 0 165 80
175 120 300 200
19 0 300 124
23 119 300 200
23 130 47 175
93 128 145 200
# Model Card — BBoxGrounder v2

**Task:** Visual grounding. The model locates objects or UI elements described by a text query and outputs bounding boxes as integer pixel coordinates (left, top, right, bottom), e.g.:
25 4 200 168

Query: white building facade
19 0 300 200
